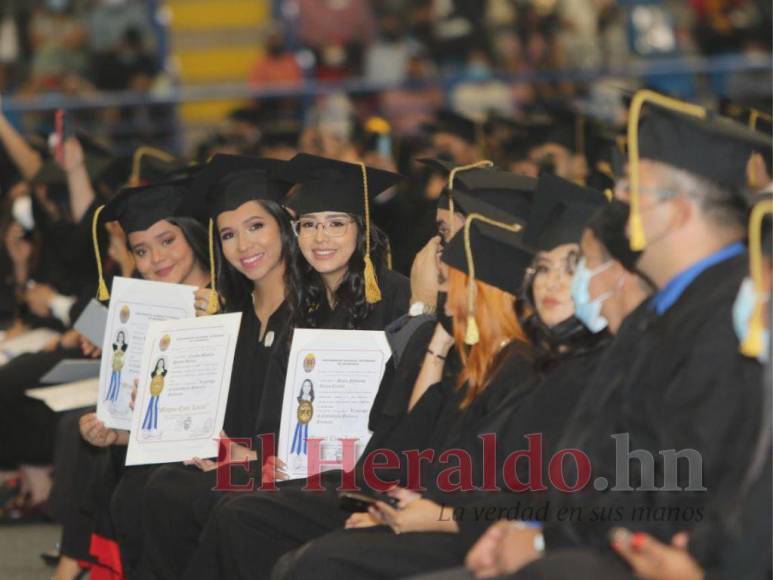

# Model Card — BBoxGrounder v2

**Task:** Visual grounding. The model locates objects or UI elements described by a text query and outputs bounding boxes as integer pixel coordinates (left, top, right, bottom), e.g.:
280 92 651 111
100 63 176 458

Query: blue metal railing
1 54 769 114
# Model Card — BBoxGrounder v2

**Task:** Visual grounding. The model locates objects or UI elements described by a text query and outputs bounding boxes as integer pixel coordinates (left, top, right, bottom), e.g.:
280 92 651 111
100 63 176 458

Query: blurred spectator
87 0 155 54
364 12 418 84
249 26 303 88
298 0 376 50
379 52 443 135
93 27 158 91
26 1 88 91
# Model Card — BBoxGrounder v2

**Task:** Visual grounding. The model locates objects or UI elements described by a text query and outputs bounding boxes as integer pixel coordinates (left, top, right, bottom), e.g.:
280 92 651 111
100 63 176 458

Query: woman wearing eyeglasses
138 155 410 579
287 153 411 332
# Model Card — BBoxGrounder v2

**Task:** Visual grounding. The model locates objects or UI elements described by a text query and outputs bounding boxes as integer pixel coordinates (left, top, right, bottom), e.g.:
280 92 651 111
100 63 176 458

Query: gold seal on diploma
119 305 131 324
303 353 316 373
297 399 313 424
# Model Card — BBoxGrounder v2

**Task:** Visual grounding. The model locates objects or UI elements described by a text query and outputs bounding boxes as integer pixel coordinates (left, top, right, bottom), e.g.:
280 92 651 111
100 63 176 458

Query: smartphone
338 491 399 513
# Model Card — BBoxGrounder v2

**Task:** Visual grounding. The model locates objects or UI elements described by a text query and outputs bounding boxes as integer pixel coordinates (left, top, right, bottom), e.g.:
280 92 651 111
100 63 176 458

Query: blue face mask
570 257 614 333
733 277 770 363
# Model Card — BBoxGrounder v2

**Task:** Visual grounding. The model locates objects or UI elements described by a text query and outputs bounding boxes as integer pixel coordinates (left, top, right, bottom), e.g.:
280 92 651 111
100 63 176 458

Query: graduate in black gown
74 180 213 578
139 155 410 579
457 92 771 579
182 186 538 580
272 175 621 580
135 154 299 579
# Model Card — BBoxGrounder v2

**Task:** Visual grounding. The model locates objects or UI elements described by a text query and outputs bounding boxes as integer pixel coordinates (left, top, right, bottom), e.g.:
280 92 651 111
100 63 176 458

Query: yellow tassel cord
461 213 523 345
627 90 706 251
447 160 493 236
129 146 176 187
206 218 220 314
604 188 614 202
748 109 772 131
741 199 773 357
91 205 110 301
358 162 382 303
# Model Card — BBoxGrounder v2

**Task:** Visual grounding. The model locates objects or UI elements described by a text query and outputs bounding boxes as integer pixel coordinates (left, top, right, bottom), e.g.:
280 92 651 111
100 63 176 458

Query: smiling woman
127 217 210 286
284 153 411 331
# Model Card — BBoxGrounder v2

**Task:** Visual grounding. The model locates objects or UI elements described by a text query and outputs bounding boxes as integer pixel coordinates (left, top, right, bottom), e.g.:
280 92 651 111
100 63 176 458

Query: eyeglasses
293 218 354 238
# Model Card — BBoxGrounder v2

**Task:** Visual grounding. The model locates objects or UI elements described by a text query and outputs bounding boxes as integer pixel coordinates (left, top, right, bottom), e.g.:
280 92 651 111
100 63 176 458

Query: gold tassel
740 199 773 357
364 254 382 303
604 188 613 202
627 90 706 251
206 218 220 314
464 315 479 345
358 162 382 303
91 205 110 301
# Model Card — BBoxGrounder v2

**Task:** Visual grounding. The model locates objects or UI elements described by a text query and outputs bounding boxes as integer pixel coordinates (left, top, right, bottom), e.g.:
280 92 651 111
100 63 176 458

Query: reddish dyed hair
447 267 530 409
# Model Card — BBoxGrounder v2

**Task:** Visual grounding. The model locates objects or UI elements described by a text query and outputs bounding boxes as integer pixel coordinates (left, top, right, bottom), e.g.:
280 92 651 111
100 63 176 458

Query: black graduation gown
110 299 291 579
275 342 609 580
534 253 763 568
184 343 536 580
141 272 409 579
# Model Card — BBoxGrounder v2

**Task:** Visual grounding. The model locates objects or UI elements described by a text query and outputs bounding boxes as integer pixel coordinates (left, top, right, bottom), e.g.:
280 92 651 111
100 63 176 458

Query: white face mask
733 277 770 363
12 196 35 232
570 257 615 333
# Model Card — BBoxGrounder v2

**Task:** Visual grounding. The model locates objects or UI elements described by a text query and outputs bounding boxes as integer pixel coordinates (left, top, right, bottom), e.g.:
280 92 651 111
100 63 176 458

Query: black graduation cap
128 146 194 186
451 168 536 222
91 179 193 300
281 153 404 304
415 158 495 214
626 90 772 250
524 173 608 252
190 153 291 219
101 179 193 235
282 153 403 217
422 110 478 144
637 106 770 190
442 210 534 344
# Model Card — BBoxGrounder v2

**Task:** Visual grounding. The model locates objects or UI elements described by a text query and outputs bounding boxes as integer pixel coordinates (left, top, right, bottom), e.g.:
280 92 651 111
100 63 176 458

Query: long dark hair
213 200 297 313
292 214 389 329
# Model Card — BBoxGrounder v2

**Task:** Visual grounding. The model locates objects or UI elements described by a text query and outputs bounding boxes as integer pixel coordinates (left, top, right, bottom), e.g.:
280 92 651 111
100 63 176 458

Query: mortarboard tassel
206 218 220 314
604 188 614 202
447 161 493 236
130 146 176 187
627 90 706 251
91 204 110 301
358 162 382 303
740 199 772 357
461 212 523 345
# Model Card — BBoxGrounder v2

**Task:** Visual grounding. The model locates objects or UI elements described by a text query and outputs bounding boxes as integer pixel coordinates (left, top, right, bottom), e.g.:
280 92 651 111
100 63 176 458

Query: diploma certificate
125 313 242 466
97 277 196 430
277 329 392 480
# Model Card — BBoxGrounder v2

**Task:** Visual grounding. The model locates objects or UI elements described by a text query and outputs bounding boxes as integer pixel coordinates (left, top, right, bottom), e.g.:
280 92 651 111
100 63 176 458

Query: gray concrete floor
0 523 67 580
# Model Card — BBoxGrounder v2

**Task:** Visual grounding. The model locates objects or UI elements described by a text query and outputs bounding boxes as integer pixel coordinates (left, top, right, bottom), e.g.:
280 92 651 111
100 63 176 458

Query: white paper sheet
125 313 242 466
276 329 392 481
0 328 60 365
96 277 196 430
26 378 99 412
